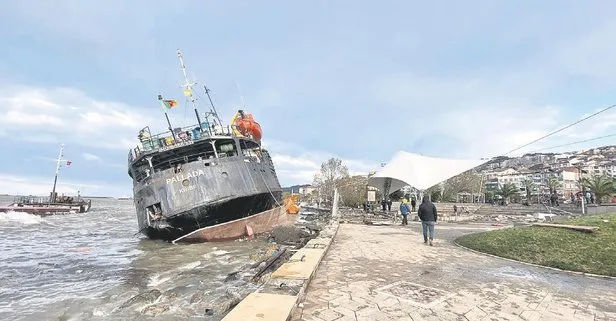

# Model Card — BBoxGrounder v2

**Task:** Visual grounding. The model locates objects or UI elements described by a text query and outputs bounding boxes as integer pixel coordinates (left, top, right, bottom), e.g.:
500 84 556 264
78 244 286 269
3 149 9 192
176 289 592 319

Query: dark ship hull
141 191 282 241
129 132 284 242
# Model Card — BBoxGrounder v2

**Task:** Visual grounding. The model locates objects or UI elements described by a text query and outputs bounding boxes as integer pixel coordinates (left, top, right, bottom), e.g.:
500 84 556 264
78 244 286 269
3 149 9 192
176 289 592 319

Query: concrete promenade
293 222 616 321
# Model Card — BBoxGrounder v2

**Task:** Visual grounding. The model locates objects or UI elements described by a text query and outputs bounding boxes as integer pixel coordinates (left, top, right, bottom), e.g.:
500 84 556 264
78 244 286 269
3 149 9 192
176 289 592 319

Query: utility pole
576 165 586 215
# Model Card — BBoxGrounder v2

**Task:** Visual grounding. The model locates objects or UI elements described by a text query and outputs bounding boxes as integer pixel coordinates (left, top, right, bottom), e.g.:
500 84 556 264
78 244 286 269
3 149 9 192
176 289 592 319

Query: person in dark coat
387 199 392 212
410 198 417 212
417 195 438 246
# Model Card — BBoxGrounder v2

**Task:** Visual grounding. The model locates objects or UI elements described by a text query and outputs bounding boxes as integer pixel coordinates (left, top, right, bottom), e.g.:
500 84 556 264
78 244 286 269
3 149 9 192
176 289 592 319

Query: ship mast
176 49 223 129
50 144 64 203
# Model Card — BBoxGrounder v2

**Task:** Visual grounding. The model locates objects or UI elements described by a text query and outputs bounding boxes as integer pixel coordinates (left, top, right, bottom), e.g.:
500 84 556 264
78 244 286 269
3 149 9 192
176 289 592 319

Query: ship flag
162 99 179 109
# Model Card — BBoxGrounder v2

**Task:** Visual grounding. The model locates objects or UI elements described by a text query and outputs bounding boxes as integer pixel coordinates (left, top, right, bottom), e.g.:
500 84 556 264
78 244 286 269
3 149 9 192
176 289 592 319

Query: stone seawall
221 218 340 321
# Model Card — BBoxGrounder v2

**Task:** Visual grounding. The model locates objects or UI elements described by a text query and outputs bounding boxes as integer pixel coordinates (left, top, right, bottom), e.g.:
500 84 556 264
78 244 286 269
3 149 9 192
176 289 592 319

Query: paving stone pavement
293 222 616 321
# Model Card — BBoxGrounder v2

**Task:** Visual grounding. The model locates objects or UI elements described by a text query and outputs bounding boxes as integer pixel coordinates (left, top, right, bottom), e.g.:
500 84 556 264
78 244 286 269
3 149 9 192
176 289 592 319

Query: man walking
418 195 438 246
399 200 411 225
411 198 417 212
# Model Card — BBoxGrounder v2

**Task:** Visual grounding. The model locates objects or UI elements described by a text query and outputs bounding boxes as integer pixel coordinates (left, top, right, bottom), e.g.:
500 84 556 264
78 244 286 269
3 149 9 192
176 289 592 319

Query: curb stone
453 240 616 280
221 219 340 321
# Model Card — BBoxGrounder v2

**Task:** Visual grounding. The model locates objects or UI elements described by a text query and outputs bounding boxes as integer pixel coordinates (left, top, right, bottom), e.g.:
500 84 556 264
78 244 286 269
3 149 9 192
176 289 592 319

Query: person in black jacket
417 195 438 246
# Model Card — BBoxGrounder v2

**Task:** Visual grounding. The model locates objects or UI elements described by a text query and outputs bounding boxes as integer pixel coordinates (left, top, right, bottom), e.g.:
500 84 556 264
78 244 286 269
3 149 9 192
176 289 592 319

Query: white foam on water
203 250 230 259
147 274 171 287
0 211 43 225
177 261 201 270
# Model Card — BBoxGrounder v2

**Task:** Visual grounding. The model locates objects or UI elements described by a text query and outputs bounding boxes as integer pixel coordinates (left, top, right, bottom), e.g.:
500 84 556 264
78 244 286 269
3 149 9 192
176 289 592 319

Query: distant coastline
0 194 117 199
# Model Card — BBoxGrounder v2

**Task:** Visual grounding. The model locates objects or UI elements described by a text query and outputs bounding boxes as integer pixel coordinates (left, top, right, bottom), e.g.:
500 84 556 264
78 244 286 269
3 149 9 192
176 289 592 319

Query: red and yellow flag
162 99 178 109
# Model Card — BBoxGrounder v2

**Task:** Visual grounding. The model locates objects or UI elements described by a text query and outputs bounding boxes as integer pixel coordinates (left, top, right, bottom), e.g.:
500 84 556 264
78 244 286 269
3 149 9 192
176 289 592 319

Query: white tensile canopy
367 151 488 194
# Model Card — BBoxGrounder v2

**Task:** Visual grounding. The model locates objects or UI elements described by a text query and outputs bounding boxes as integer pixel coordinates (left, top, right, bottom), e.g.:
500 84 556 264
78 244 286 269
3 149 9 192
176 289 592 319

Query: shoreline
221 210 340 321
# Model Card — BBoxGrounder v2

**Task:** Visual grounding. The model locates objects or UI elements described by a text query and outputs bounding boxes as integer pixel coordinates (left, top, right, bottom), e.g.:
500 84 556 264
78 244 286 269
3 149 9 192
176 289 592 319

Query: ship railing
128 124 238 164
130 148 263 183
13 196 46 204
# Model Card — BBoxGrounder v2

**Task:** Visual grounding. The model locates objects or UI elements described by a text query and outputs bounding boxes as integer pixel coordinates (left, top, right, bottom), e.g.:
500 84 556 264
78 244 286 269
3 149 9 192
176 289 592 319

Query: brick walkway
293 223 616 321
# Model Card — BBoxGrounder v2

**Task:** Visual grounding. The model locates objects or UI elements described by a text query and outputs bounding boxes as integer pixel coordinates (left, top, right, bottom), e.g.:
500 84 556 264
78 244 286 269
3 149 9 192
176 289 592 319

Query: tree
581 175 616 204
484 190 495 203
548 177 562 194
426 185 442 202
523 179 536 203
497 183 518 203
338 175 368 207
313 158 350 205
441 171 483 202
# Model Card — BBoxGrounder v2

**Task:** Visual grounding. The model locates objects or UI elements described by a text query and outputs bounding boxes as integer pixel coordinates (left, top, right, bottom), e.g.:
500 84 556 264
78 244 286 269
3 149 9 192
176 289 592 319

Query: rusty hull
172 205 295 243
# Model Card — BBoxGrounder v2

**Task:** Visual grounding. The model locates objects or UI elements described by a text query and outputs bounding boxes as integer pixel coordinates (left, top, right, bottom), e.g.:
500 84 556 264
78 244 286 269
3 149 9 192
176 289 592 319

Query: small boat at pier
0 145 92 216
0 195 92 216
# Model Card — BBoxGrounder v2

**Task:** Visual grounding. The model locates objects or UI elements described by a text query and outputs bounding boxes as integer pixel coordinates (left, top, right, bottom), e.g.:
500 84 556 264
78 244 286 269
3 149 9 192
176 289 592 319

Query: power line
502 103 616 156
526 133 616 153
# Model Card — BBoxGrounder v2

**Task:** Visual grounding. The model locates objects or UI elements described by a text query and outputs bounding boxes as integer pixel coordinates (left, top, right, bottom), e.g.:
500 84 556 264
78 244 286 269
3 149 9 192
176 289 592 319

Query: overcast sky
2 1 616 196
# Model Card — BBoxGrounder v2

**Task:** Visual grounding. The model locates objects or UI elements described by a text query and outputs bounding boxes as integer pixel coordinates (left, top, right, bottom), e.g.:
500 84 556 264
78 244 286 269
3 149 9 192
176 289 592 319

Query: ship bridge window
150 141 216 172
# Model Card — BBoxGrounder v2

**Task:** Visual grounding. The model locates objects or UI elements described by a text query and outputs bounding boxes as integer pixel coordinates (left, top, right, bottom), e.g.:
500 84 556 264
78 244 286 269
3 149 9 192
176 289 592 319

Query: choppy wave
0 211 45 225
0 196 271 321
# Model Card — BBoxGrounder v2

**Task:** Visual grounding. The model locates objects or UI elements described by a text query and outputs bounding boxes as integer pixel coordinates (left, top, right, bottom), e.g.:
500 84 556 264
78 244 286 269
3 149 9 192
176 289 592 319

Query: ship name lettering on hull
166 169 206 184
179 185 197 193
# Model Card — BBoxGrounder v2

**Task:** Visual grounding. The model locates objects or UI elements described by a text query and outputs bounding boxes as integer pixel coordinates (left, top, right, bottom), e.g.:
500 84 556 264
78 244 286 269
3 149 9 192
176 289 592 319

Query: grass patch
456 214 616 277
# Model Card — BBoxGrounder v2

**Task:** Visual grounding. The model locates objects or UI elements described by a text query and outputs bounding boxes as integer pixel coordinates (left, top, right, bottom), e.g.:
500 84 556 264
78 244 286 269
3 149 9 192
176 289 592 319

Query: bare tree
313 158 349 205
338 175 368 207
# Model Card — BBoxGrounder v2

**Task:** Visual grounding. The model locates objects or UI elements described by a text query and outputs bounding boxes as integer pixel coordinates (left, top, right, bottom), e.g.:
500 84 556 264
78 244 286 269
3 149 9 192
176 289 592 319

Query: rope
525 133 616 154
503 103 616 156
257 165 283 228
258 167 281 207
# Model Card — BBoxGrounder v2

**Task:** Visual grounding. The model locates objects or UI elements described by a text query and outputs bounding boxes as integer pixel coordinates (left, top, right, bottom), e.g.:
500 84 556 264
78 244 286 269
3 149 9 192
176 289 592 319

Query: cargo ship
127 50 286 242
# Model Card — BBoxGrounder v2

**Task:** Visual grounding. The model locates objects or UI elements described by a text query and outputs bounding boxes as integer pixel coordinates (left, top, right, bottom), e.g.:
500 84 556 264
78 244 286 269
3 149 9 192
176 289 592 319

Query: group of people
399 196 438 246
572 190 597 206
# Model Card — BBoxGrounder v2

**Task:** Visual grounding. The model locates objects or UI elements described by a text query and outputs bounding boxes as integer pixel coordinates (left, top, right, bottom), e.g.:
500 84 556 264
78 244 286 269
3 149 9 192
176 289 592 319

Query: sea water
0 196 271 320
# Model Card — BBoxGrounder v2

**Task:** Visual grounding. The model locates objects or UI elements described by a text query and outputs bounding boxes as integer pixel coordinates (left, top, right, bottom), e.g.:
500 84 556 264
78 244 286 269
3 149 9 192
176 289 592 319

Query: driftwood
252 248 288 281
532 223 599 233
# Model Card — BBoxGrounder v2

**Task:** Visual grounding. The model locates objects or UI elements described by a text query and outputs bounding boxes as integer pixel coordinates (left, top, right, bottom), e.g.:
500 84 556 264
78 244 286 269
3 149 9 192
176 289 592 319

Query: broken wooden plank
532 223 599 233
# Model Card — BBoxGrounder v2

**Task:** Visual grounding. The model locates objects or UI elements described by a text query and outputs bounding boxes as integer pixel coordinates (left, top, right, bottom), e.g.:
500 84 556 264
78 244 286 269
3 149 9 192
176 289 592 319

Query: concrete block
221 292 297 321
271 248 326 280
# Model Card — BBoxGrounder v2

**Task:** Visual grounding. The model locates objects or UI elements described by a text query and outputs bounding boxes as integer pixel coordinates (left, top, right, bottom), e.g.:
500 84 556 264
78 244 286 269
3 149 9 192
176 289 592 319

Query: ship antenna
50 144 64 203
203 85 223 126
235 80 246 108
177 49 204 130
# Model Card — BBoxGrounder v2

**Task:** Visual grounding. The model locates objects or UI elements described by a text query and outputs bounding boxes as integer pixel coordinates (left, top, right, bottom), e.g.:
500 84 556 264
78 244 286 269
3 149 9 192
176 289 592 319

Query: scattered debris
269 226 312 246
252 248 288 281
532 223 599 233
